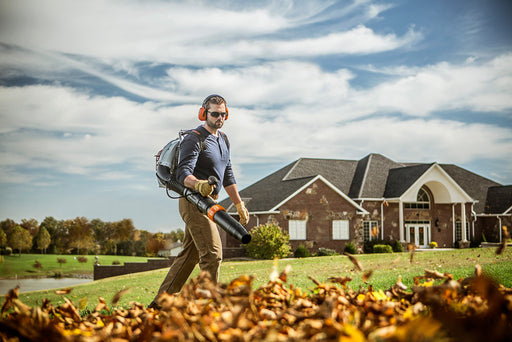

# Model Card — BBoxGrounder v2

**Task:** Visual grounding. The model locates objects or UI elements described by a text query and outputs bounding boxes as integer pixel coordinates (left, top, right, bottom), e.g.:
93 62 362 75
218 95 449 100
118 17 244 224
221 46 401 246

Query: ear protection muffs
198 94 229 121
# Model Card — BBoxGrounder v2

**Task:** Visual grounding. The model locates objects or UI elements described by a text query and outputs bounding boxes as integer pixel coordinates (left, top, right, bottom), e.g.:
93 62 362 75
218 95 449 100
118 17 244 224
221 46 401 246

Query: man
149 94 249 308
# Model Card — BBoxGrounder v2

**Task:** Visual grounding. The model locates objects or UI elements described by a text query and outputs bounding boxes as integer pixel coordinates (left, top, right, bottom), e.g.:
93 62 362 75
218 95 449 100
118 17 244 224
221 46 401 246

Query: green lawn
0 254 161 278
1 248 511 314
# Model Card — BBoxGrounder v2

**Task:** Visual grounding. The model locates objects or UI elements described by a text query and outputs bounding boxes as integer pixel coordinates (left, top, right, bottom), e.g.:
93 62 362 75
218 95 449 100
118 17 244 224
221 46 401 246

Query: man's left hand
235 201 249 226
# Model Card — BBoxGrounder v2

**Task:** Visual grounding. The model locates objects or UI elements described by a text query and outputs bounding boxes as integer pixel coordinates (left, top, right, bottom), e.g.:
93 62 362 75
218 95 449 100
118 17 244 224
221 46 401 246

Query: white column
399 201 404 242
461 202 467 242
452 204 456 243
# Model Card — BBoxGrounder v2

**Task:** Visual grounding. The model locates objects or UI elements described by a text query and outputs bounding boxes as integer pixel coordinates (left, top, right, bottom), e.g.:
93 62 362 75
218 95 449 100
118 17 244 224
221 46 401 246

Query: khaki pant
154 197 222 296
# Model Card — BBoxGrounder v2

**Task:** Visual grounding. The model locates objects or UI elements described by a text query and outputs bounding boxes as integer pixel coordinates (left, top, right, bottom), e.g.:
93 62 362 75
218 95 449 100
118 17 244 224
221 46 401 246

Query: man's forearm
225 184 242 204
184 175 199 190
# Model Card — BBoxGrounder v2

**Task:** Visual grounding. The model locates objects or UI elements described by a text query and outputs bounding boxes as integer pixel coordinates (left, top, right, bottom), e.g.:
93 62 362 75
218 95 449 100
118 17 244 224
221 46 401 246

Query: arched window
405 188 430 209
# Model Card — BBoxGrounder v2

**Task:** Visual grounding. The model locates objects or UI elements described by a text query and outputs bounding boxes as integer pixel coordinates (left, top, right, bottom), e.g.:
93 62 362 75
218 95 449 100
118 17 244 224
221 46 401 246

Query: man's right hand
195 180 215 197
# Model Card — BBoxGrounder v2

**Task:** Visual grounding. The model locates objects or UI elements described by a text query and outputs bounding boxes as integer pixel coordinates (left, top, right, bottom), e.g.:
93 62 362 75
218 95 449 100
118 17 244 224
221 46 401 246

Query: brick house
219 154 512 257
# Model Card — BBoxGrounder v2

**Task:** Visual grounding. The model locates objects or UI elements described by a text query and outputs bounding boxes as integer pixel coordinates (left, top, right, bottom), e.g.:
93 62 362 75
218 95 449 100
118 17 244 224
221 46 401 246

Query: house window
405 188 430 209
455 221 470 241
332 220 349 240
289 220 306 240
363 221 379 241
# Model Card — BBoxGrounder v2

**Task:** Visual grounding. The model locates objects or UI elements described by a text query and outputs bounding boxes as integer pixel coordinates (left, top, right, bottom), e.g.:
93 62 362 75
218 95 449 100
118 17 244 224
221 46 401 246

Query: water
0 277 92 294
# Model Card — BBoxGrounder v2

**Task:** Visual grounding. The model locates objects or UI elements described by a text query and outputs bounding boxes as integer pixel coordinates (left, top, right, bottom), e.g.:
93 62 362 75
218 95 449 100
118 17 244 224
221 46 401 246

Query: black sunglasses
208 111 227 118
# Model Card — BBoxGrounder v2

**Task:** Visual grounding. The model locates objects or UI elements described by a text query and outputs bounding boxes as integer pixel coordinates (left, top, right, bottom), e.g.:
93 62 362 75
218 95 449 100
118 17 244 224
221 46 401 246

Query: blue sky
1 0 511 233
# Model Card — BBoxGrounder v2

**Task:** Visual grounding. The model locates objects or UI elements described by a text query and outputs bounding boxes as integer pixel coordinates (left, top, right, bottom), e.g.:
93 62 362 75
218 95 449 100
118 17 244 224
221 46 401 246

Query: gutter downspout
498 216 503 243
471 204 476 240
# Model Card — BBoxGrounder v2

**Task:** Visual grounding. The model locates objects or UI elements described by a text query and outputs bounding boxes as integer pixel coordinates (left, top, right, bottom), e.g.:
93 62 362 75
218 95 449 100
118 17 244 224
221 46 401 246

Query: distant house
157 241 183 257
219 154 512 257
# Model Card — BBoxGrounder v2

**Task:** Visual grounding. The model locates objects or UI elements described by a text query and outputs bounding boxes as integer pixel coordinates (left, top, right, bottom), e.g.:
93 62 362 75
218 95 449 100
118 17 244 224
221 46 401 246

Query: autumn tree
20 218 39 237
68 217 94 254
36 227 51 254
112 219 136 255
147 232 167 255
0 219 16 239
0 228 7 250
8 225 33 256
169 229 185 243
51 219 71 254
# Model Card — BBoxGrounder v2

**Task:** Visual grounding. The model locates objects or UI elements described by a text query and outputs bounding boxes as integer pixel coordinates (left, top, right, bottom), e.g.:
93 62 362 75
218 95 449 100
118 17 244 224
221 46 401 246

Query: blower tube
157 165 251 244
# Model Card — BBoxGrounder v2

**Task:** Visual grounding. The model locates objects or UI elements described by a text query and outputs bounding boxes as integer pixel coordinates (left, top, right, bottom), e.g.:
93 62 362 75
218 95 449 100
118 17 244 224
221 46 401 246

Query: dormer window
405 188 430 209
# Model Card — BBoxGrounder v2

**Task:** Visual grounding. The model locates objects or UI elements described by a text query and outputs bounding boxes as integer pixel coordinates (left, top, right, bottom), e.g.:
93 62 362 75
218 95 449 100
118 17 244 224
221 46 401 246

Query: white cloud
0 0 420 68
2 50 511 187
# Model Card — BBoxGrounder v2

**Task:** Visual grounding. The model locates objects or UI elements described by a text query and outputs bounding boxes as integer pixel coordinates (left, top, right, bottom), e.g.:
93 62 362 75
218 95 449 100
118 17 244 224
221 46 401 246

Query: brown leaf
344 252 363 271
328 276 352 288
112 288 131 306
362 270 374 283
54 288 73 295
1 286 20 316
496 226 509 255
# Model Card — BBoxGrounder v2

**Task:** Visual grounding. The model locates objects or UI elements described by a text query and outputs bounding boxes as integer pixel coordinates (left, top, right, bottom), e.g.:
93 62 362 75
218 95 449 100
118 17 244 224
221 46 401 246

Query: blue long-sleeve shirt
176 125 235 197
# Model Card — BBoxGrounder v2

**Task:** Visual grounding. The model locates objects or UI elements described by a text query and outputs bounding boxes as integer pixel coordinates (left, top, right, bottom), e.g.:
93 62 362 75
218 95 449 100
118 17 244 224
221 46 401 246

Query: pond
0 277 92 295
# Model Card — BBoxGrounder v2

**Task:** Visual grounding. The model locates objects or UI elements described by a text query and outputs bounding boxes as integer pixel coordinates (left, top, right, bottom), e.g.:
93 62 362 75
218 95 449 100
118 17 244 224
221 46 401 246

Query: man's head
198 94 229 121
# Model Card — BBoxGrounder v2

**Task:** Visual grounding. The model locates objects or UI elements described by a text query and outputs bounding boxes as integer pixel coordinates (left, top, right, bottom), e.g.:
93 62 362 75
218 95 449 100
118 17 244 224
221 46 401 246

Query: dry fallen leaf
344 252 363 271
54 288 73 295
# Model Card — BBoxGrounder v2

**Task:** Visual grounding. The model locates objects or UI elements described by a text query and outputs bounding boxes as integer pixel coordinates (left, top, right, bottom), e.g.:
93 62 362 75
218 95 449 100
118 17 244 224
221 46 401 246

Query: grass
0 254 161 279
1 248 511 314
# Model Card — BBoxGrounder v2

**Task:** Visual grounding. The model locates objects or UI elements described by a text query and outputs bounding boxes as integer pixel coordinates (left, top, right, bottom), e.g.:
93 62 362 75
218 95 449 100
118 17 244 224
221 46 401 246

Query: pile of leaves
1 261 511 342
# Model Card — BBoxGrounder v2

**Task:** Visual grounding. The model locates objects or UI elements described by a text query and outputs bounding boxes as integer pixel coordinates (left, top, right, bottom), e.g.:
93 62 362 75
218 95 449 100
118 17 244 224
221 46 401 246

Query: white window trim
363 221 379 241
332 220 349 240
289 219 306 240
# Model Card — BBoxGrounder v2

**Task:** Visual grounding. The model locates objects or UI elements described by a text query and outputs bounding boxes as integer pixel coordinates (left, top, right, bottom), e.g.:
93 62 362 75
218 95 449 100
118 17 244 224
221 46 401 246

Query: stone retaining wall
93 258 174 280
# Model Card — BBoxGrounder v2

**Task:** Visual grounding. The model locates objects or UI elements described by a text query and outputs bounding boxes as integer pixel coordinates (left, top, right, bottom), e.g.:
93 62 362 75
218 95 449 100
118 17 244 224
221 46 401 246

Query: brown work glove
235 201 249 226
195 180 215 197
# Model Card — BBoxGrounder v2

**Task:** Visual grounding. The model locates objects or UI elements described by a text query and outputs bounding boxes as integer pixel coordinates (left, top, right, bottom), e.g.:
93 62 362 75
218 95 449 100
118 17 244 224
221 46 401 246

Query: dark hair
204 95 226 111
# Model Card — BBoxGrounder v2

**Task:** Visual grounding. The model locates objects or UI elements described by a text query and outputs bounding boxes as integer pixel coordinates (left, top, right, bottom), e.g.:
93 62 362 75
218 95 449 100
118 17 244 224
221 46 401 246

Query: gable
270 175 368 214
400 163 474 203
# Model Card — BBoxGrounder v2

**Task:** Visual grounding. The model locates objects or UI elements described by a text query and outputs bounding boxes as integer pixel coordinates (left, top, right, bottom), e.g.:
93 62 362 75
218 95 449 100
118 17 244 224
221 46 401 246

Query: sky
0 0 511 233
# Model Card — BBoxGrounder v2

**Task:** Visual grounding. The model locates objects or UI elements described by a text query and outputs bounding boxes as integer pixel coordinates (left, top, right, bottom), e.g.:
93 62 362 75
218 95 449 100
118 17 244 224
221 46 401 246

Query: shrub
244 223 291 260
57 258 67 268
364 239 388 253
316 248 338 256
77 256 88 263
294 245 310 258
373 244 393 253
344 242 356 254
392 240 403 252
430 241 438 249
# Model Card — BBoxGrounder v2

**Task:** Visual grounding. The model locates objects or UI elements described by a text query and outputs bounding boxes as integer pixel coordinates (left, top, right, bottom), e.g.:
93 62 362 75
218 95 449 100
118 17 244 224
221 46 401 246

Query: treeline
0 217 184 257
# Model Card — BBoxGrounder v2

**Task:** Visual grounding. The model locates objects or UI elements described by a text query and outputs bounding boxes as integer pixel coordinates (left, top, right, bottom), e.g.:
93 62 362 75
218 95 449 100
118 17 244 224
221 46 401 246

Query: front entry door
406 224 430 247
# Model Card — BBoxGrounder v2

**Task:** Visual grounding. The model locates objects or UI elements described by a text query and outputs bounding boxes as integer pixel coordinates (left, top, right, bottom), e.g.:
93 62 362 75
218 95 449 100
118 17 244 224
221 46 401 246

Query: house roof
220 153 507 214
484 185 512 214
440 164 501 213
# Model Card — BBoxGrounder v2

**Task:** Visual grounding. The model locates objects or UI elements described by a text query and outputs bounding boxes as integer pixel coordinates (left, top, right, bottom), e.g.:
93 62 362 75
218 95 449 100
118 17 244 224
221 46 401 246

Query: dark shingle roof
440 164 501 213
484 185 512 214
384 164 434 198
220 160 315 213
219 154 507 215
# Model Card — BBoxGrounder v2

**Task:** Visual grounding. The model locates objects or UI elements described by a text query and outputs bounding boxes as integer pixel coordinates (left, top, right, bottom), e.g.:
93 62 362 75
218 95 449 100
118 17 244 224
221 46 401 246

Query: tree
40 216 59 253
20 218 39 237
36 227 51 254
68 217 94 254
112 219 136 255
8 225 33 256
0 228 7 251
169 229 185 243
0 219 16 240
